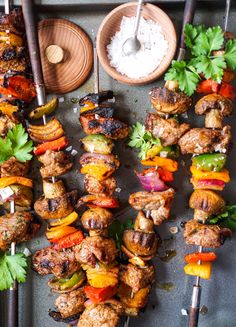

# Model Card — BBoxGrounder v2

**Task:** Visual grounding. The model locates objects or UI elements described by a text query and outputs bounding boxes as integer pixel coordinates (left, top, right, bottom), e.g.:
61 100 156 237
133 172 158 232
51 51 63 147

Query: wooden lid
38 18 93 94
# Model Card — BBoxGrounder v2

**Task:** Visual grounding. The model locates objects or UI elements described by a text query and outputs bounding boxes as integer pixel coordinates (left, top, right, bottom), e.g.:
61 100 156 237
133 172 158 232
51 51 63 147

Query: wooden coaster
38 18 93 94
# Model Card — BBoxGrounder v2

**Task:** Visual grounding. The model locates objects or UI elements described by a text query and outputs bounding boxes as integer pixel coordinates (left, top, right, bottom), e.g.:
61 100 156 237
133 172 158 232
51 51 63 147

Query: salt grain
66 146 72 152
73 107 78 113
71 149 78 156
107 16 168 79
59 97 64 103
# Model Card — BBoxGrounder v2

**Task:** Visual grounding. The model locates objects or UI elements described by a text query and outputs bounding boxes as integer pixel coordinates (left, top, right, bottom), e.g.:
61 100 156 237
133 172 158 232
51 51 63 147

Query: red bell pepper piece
34 136 68 155
218 82 236 100
184 252 217 263
196 79 220 94
157 167 174 182
52 230 84 250
84 285 117 303
79 194 119 208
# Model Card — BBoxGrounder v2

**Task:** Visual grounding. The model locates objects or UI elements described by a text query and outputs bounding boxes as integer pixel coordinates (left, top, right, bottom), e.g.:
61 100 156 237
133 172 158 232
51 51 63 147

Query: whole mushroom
195 93 233 129
81 207 113 236
189 189 226 223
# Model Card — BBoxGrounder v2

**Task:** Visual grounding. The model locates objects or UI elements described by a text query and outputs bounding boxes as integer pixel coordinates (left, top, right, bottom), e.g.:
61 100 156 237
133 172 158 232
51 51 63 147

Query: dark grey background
0 1 236 327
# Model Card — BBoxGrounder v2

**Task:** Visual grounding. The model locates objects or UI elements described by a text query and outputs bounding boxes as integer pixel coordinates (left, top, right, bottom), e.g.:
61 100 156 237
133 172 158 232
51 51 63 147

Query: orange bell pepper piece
0 176 33 188
196 79 220 94
84 285 117 303
218 82 236 100
190 166 230 183
0 75 36 102
46 226 77 241
49 211 78 227
141 156 178 172
184 252 217 263
53 230 84 250
184 262 212 280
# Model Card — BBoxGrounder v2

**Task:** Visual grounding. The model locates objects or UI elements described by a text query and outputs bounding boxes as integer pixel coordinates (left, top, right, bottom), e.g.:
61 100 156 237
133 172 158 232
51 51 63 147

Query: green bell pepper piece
192 153 227 172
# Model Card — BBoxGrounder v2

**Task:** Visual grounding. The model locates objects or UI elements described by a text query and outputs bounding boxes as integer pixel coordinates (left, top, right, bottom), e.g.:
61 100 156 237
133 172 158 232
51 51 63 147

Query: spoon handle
134 0 144 39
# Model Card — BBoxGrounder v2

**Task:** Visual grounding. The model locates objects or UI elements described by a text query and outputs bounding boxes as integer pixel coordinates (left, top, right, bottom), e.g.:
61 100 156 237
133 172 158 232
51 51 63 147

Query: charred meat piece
77 303 121 327
79 90 114 106
178 125 231 155
184 220 232 248
34 190 78 220
0 8 25 35
0 157 29 177
145 113 190 146
129 189 175 225
0 44 26 61
38 150 73 178
54 288 86 318
120 264 155 293
80 115 129 140
81 105 115 118
75 236 118 267
32 247 79 278
80 153 120 170
84 175 117 196
0 112 15 137
0 57 27 73
149 86 192 115
0 212 34 250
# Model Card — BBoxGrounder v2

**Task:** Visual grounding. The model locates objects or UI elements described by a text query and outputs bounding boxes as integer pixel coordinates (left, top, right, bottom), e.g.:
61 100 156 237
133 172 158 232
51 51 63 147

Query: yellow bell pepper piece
29 97 58 120
141 156 178 172
81 163 114 181
146 145 162 159
190 166 230 183
0 177 33 189
49 211 78 227
46 226 77 240
184 262 212 280
0 32 23 46
0 102 18 119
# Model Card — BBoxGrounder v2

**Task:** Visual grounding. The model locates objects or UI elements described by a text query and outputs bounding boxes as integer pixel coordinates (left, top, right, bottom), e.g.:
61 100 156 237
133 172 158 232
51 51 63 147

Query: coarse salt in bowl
97 2 177 86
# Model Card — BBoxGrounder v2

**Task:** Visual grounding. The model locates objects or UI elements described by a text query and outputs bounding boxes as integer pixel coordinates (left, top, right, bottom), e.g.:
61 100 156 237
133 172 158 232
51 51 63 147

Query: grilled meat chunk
80 115 129 140
178 125 231 154
0 8 25 35
75 236 118 267
38 150 73 178
145 113 190 146
0 44 26 61
81 105 115 118
84 175 117 196
80 153 120 169
0 113 15 137
0 212 35 250
79 91 114 106
77 303 121 327
34 190 78 220
0 157 29 177
129 189 175 225
0 57 27 73
149 86 192 115
120 264 155 293
54 288 86 318
32 247 79 278
184 220 232 248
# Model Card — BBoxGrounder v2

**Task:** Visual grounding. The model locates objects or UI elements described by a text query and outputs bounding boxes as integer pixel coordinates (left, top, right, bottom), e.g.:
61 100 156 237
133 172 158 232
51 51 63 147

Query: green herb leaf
108 219 134 250
165 60 200 96
194 55 226 82
224 39 236 70
0 138 13 164
184 24 207 49
0 252 28 291
192 26 224 56
208 205 236 231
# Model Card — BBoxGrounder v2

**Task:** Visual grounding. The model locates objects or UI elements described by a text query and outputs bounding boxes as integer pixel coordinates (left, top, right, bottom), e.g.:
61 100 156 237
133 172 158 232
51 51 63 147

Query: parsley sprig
128 122 161 160
0 124 33 163
165 24 236 95
108 219 134 250
0 252 28 291
208 205 236 231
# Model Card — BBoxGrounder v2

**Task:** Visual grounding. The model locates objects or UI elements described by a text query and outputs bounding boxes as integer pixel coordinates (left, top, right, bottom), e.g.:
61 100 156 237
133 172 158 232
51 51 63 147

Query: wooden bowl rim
97 2 177 86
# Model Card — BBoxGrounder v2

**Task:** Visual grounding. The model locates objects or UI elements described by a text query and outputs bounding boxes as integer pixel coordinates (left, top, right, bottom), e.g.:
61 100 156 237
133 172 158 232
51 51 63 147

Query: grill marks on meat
54 288 86 318
129 189 175 225
178 125 231 154
32 247 79 278
0 212 34 250
34 190 78 220
184 220 232 248
145 113 190 146
0 157 29 177
77 303 121 327
84 175 117 196
80 115 129 140
120 264 155 293
149 86 192 115
74 236 118 267
38 150 73 178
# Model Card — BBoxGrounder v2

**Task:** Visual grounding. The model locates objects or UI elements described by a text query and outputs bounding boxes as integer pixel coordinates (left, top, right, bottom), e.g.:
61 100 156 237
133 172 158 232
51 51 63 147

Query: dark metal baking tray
0 1 236 327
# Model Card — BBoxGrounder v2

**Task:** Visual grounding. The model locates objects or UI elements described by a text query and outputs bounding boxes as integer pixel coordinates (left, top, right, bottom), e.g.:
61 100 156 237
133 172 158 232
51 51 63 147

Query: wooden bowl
97 2 177 86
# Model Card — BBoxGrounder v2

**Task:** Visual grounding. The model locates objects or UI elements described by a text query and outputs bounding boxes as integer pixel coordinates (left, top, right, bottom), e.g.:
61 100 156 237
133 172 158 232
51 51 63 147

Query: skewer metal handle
7 288 18 327
21 0 46 106
188 285 201 327
178 0 197 60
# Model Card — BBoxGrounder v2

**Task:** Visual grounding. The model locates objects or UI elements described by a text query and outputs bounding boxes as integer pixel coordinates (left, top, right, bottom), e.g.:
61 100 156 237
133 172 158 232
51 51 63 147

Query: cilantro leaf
184 24 206 50
194 55 226 82
108 219 134 250
0 252 28 291
224 39 236 70
165 60 200 96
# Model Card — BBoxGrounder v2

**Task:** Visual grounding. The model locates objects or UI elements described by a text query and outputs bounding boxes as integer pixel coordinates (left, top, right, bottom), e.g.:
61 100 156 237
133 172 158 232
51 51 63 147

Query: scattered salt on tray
107 16 168 79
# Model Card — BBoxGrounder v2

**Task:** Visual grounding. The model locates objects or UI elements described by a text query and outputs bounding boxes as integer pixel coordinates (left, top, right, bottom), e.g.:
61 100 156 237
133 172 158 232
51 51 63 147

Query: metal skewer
188 2 230 326
93 40 99 94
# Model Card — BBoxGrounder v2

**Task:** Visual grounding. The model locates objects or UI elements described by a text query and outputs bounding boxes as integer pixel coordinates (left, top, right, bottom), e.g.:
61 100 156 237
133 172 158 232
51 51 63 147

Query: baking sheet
0 1 236 327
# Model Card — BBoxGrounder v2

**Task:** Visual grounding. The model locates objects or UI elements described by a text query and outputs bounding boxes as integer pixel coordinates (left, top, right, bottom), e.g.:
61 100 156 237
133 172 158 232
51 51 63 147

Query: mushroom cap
81 207 113 230
189 189 225 215
123 229 160 256
195 93 233 116
134 211 154 233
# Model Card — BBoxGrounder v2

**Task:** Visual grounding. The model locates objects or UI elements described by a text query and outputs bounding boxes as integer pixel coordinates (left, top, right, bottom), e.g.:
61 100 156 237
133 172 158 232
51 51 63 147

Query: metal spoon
122 0 143 56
